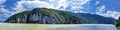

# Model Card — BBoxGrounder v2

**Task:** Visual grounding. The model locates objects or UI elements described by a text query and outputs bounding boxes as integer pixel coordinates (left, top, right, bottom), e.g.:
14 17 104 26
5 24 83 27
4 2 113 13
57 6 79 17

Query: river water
0 23 118 30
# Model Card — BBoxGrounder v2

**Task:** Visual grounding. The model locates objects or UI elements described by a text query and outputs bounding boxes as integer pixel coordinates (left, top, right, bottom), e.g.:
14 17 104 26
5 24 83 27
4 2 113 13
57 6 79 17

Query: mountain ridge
5 8 85 24
76 13 116 24
5 8 116 24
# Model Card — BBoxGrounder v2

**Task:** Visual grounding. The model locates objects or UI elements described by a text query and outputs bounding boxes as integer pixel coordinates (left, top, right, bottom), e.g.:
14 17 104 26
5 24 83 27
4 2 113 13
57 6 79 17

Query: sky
0 0 120 21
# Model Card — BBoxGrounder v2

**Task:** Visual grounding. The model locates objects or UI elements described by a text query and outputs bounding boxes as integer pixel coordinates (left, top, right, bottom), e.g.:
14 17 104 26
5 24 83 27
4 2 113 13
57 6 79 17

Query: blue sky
0 0 120 21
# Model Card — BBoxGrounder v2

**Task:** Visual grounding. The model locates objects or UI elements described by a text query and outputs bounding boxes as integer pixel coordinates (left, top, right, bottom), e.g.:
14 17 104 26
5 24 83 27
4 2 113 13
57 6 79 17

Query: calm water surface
0 23 117 30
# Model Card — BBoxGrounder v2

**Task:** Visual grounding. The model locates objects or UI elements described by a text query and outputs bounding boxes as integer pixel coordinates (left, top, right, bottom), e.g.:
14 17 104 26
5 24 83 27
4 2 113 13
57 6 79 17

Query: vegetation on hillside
5 8 116 24
5 8 86 24
76 13 116 24
114 17 120 27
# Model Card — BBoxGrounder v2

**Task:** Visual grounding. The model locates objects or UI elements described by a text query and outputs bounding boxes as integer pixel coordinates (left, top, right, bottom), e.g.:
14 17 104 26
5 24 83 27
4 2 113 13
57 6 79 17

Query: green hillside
5 8 86 24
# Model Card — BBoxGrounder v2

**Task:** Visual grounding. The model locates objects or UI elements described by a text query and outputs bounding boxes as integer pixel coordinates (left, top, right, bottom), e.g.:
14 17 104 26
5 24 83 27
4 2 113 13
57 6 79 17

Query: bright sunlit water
0 23 117 30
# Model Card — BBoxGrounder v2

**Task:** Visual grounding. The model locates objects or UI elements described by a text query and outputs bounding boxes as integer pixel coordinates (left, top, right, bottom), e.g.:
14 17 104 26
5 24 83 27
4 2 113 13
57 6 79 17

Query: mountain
5 8 86 24
5 8 116 24
114 17 120 27
76 13 116 24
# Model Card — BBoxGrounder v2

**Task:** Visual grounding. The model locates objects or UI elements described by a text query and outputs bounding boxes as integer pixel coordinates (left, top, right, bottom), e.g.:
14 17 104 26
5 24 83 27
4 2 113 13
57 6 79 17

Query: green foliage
114 17 120 27
5 8 85 24
5 11 31 23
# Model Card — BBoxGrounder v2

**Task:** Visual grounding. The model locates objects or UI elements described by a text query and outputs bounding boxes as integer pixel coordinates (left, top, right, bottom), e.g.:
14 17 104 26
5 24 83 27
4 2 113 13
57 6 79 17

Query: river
0 23 118 30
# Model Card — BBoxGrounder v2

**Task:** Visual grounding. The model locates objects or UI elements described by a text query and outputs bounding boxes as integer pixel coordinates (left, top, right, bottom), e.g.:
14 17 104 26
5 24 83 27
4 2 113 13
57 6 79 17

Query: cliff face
5 8 85 24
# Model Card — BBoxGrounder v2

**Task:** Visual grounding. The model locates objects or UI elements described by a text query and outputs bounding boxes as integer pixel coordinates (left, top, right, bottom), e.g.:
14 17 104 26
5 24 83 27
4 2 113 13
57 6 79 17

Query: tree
115 17 120 27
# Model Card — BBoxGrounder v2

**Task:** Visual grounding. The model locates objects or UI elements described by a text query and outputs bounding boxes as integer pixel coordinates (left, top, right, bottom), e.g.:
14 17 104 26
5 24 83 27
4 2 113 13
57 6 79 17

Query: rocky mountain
76 13 116 24
5 8 86 24
5 8 116 24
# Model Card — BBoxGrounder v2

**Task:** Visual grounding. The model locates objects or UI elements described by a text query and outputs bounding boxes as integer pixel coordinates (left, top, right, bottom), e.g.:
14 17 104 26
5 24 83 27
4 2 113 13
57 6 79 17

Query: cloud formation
12 0 90 13
105 11 120 19
0 0 6 4
96 5 106 14
0 0 91 21
96 5 120 19
0 0 10 21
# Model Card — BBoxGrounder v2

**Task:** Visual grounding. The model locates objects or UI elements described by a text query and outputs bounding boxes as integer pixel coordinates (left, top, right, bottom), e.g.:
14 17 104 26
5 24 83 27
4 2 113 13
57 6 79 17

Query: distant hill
5 8 85 24
76 13 116 24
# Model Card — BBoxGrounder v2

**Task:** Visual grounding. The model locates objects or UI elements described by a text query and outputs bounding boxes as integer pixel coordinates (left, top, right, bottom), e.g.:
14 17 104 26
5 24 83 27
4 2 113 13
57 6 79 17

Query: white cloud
13 0 68 12
13 0 53 13
0 0 6 4
95 1 99 5
97 5 105 12
97 10 120 19
0 0 10 16
105 11 120 19
96 5 106 15
71 6 83 10
0 8 10 17
0 0 91 21
74 11 87 13
68 0 90 5
0 0 12 21
12 0 91 13
96 6 120 19
0 0 16 21
68 0 90 10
